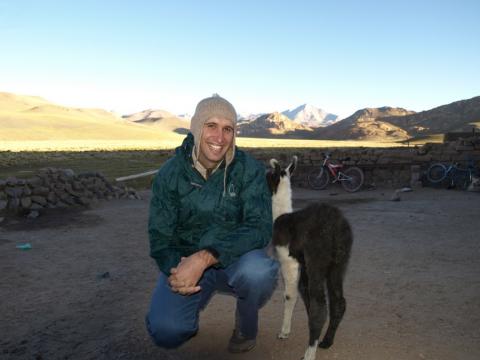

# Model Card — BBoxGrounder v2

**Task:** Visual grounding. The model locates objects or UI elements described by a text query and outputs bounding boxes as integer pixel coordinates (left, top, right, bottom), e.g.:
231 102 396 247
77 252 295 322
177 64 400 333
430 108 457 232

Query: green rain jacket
148 133 273 275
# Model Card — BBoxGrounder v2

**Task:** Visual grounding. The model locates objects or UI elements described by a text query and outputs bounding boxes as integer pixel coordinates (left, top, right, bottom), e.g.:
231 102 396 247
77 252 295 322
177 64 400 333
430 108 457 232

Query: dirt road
1 186 479 360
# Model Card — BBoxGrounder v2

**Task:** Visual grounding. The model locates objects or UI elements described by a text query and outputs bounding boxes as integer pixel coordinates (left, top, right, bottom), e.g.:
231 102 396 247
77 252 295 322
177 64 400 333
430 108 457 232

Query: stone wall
248 137 480 188
0 168 140 218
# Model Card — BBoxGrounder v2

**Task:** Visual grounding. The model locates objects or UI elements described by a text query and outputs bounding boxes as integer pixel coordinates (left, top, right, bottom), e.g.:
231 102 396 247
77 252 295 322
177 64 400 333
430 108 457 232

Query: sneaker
227 329 256 353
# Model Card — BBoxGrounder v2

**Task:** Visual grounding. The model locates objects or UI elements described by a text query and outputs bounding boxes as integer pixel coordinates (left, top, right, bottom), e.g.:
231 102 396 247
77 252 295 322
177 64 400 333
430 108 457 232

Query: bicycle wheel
341 167 364 192
308 167 330 190
426 163 447 183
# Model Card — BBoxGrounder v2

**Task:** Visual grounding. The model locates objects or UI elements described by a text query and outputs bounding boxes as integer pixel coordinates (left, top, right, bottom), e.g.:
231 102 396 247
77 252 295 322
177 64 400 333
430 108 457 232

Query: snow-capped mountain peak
282 104 338 128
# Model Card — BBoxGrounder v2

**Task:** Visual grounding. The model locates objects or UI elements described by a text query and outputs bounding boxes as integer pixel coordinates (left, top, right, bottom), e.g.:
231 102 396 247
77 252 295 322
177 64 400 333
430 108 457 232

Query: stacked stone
0 168 140 217
250 142 480 188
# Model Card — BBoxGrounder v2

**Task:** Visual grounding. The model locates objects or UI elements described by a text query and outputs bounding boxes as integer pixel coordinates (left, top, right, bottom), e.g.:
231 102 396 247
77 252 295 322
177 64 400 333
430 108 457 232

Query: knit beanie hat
190 94 237 166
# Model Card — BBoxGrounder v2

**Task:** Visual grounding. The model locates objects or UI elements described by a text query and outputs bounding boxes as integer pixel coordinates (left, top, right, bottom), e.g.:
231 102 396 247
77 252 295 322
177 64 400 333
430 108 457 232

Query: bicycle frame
427 160 477 189
323 157 350 183
308 153 365 192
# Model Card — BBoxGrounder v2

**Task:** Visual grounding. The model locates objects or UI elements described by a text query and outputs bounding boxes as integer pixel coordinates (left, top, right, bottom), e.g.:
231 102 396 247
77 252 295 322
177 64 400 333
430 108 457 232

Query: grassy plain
1 136 409 152
0 137 417 189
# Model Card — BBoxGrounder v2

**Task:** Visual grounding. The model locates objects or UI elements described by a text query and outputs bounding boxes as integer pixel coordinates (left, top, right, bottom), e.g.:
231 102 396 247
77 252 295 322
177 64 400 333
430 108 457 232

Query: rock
30 203 44 211
5 187 23 198
54 183 65 191
31 196 47 206
27 210 40 219
390 190 401 201
26 176 44 187
65 184 81 197
72 181 84 191
96 271 110 280
47 192 58 204
22 185 32 196
32 186 49 196
6 177 18 186
20 197 32 209
7 198 20 211
61 169 75 178
58 175 69 184
54 189 68 200
62 196 76 205
55 201 69 208
75 197 91 206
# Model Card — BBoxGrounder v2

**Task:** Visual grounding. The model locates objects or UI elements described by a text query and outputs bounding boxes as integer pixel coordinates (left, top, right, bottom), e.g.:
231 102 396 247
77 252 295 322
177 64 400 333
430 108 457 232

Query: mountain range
1 91 479 143
237 97 480 141
236 112 314 138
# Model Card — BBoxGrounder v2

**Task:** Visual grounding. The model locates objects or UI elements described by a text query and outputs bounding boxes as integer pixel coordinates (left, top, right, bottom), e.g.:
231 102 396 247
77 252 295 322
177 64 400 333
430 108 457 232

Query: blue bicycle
426 160 478 190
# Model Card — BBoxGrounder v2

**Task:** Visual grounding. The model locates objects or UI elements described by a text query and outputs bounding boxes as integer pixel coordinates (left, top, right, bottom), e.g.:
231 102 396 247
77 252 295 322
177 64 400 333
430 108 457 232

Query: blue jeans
145 249 279 349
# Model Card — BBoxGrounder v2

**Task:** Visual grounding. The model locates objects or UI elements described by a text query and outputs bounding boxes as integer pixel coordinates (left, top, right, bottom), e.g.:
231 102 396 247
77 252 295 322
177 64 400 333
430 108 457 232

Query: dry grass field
0 137 409 152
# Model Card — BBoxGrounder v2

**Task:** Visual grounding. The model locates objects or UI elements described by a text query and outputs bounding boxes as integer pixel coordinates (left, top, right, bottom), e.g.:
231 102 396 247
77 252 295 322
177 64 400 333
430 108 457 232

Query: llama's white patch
276 245 299 339
302 340 319 360
272 176 292 221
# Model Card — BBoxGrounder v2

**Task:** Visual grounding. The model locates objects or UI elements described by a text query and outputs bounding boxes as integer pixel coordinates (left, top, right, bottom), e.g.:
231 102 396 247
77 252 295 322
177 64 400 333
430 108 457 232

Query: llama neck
272 178 293 221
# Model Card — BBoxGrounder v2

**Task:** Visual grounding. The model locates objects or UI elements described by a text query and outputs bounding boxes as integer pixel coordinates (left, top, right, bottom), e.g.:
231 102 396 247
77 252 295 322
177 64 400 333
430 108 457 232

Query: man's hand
168 250 218 295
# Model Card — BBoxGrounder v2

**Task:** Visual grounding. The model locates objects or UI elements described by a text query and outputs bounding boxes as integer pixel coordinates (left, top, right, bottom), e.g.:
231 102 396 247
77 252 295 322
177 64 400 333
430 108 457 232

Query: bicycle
426 160 478 190
307 153 365 192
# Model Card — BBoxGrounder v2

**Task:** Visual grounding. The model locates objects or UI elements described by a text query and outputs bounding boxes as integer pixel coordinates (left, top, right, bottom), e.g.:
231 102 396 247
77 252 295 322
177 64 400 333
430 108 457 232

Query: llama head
266 155 298 194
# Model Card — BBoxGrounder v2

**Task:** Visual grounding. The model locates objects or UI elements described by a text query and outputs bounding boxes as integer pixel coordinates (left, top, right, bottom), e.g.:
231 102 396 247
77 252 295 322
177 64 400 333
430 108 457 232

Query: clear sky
1 0 479 118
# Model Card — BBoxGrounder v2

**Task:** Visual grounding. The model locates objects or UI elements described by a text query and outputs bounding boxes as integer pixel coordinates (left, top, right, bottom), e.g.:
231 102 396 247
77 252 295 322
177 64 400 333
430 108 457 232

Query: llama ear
270 158 280 171
287 155 298 176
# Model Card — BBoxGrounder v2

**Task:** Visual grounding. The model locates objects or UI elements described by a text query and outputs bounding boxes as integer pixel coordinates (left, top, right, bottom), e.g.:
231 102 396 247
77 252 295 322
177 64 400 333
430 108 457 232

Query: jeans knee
231 258 279 294
146 313 196 349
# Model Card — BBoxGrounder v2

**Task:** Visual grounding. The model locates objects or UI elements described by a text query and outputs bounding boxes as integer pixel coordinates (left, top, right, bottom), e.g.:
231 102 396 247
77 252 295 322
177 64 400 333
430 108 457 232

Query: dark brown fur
273 202 353 348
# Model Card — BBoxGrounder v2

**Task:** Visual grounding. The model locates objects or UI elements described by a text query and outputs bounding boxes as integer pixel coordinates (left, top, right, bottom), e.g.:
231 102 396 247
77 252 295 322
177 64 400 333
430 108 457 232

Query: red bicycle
308 153 364 192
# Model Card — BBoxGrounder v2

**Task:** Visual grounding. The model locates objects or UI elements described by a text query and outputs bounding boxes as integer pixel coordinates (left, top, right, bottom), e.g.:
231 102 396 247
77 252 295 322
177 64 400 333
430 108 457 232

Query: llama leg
275 245 299 339
303 269 328 360
298 267 310 314
320 263 347 348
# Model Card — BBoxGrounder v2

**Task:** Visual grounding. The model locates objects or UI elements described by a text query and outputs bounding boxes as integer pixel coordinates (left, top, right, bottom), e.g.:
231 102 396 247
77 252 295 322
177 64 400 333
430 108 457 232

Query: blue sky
1 0 479 118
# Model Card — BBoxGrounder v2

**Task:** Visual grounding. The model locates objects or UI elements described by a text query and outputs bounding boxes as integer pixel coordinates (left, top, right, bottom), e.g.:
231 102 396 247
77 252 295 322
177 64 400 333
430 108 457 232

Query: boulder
20 197 32 209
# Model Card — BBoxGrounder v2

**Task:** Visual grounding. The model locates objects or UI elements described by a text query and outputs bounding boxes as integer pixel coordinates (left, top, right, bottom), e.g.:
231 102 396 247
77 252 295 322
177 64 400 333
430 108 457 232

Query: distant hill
282 104 338 128
123 109 190 134
0 92 184 142
237 112 313 138
314 107 415 141
314 97 480 141
382 96 480 137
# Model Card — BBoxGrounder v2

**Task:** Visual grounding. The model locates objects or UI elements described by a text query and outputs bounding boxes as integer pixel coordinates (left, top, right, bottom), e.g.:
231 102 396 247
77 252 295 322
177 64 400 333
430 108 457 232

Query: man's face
198 116 234 169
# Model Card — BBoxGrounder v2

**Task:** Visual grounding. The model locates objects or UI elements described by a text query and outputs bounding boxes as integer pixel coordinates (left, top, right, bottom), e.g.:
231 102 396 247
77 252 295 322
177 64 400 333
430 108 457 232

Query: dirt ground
1 186 479 360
